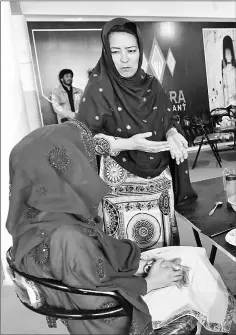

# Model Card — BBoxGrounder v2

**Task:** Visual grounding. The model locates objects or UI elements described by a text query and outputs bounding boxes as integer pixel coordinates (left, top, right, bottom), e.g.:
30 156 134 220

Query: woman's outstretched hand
166 129 188 164
128 132 170 153
144 259 183 293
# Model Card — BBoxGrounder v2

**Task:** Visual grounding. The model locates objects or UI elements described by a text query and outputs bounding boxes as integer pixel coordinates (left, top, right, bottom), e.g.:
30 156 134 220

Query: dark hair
59 69 74 81
222 36 236 69
108 23 138 45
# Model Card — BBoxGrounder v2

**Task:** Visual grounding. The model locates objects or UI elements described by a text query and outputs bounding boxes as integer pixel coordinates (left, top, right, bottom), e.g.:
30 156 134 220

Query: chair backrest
6 247 131 320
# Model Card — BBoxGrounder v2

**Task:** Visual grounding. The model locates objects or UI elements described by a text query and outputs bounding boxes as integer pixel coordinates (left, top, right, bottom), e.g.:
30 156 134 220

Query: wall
28 22 104 124
20 1 236 21
1 2 31 284
138 21 236 117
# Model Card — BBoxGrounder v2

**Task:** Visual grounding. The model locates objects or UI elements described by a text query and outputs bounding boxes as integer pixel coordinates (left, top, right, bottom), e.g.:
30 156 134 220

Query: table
177 177 236 264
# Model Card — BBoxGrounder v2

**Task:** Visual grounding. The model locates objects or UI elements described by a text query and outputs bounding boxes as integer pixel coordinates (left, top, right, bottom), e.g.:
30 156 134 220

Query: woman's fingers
138 132 153 139
143 141 171 153
172 276 183 282
172 269 182 276
179 134 188 148
168 133 188 164
170 146 187 164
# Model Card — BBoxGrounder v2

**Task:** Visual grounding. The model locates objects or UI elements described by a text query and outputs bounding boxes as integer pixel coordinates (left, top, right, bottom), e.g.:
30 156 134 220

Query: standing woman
77 18 196 250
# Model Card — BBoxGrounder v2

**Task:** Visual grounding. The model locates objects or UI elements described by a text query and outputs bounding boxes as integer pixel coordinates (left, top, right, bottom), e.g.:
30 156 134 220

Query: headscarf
6 120 107 261
77 18 174 178
6 120 153 335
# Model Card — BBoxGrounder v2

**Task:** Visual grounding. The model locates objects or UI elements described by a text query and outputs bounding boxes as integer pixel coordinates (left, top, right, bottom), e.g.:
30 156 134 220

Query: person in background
50 69 83 123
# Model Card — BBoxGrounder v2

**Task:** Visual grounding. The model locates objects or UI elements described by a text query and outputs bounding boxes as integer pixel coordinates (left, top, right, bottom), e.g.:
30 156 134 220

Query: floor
1 149 236 334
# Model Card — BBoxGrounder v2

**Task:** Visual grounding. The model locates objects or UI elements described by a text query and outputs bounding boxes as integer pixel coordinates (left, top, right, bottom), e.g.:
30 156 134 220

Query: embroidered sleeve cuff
93 136 121 157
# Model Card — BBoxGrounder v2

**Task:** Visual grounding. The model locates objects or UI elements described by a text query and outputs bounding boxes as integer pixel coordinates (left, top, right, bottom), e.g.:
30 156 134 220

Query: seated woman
6 120 236 335
77 18 197 249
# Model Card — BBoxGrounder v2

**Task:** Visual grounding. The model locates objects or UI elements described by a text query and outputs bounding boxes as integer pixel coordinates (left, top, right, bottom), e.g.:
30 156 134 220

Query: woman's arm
94 133 170 156
166 127 188 164
93 134 131 157
162 100 188 164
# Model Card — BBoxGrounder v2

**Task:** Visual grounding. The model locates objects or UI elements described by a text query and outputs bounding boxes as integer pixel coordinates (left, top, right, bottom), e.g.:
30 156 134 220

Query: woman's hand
128 132 170 153
161 258 191 289
160 258 181 270
144 259 183 293
166 129 188 164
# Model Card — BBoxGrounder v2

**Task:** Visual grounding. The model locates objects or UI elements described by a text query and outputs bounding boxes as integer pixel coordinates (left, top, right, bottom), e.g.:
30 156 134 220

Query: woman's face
225 48 232 63
109 32 140 78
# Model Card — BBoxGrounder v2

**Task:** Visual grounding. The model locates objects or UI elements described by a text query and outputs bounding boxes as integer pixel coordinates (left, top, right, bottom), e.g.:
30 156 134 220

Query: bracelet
143 260 155 274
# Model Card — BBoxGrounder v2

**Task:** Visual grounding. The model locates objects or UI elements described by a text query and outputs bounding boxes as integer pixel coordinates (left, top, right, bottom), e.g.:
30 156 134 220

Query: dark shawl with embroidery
77 18 175 179
6 120 153 335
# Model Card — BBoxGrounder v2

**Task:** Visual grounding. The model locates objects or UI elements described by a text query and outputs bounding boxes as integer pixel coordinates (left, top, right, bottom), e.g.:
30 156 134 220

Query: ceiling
11 1 236 21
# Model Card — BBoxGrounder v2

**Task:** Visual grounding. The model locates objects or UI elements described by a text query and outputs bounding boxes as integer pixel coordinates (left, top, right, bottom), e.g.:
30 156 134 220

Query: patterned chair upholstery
6 248 197 334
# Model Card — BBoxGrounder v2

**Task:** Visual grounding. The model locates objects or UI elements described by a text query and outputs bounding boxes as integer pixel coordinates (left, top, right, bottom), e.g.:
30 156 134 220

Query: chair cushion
194 133 221 145
206 133 221 140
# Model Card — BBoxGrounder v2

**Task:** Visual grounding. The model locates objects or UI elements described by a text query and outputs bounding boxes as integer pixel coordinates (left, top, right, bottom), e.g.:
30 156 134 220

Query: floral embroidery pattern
87 228 104 239
116 200 159 212
47 146 71 173
84 215 96 226
87 228 97 237
103 199 120 236
94 257 106 281
67 120 97 171
29 241 50 266
24 204 40 221
152 292 236 333
127 213 161 249
152 315 197 334
132 220 155 245
129 320 154 335
29 230 50 267
36 185 48 196
46 316 57 328
112 177 171 196
99 301 118 324
94 137 111 156
159 190 170 215
103 156 127 187
96 229 105 239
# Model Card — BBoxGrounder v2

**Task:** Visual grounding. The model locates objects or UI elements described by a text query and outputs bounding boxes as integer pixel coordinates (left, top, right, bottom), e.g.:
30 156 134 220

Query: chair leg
212 142 222 162
208 142 222 167
192 138 203 169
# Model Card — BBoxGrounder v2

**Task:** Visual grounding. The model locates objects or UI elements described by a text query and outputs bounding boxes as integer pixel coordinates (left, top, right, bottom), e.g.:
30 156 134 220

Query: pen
211 227 234 238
